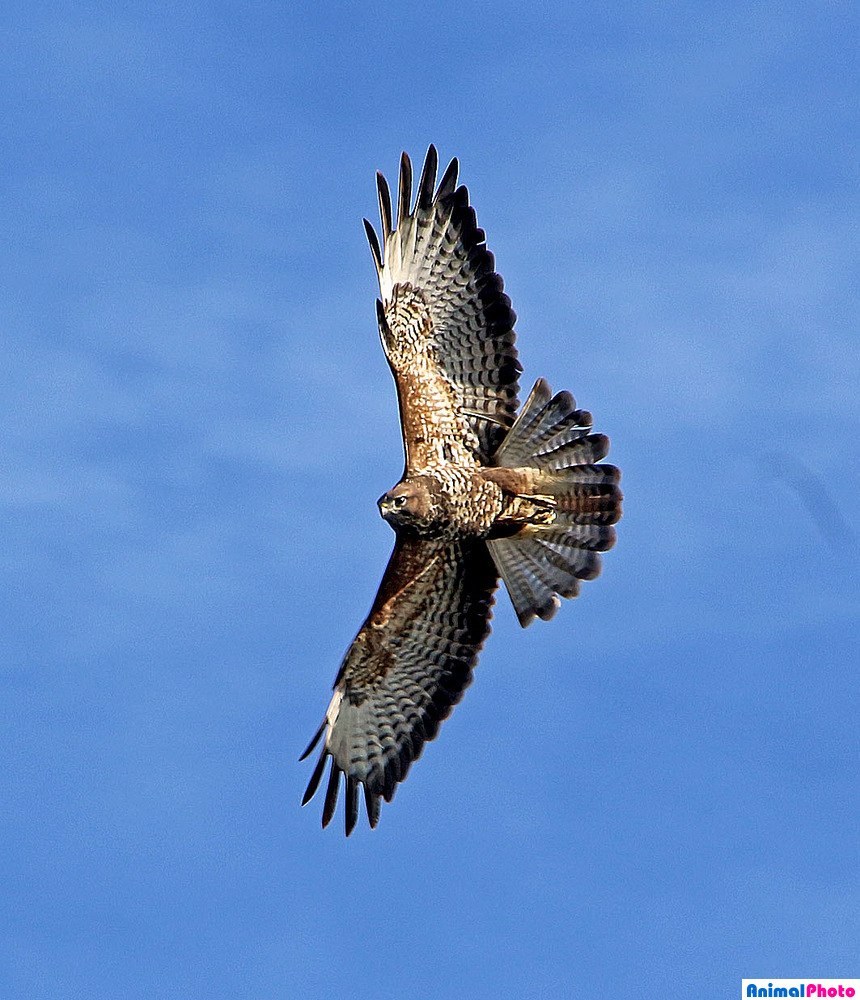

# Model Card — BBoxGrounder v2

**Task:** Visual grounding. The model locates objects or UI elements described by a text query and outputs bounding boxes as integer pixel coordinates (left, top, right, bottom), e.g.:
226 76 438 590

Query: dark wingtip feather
376 171 392 239
437 156 459 200
397 151 413 225
345 776 359 837
321 758 341 829
301 748 328 806
363 218 382 273
363 785 380 829
299 720 326 761
417 145 438 212
453 184 469 210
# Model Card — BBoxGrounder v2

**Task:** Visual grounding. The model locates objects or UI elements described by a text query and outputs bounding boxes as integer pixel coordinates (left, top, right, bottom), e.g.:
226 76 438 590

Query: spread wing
300 537 498 835
364 146 522 472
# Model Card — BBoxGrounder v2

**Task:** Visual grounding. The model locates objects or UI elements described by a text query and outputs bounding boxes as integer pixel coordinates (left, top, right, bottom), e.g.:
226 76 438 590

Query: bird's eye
394 495 407 507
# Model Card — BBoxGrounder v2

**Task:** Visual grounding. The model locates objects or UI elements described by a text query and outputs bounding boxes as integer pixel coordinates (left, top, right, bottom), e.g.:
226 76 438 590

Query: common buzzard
301 147 622 834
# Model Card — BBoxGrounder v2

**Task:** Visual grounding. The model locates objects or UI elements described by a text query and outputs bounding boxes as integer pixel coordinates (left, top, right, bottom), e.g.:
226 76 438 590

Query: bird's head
377 479 434 532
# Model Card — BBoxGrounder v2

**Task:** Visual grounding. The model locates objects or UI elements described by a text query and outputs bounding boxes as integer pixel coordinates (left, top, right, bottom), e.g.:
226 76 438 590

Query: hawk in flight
301 147 622 834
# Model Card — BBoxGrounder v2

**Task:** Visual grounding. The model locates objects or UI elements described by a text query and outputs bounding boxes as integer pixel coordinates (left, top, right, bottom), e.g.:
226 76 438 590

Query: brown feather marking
479 466 533 494
365 539 442 625
385 283 479 471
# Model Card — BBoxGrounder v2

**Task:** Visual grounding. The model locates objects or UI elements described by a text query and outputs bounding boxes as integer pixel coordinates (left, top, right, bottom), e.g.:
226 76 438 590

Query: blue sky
2 3 857 997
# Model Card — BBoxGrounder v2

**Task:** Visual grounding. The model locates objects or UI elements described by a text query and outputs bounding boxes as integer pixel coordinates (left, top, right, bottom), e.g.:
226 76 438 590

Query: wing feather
376 171 393 240
322 757 340 828
364 146 521 470
363 217 382 274
416 143 437 214
301 537 498 834
301 745 327 806
397 151 413 228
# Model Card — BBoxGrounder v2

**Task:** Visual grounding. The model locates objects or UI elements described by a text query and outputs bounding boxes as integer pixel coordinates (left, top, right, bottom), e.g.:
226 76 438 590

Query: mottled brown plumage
302 147 622 834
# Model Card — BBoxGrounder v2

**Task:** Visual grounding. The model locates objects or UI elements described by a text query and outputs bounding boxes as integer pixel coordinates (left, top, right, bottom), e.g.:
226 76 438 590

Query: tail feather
488 379 622 626
488 533 567 625
491 379 551 466
493 379 612 474
488 528 606 626
536 431 609 468
539 478 622 523
527 530 602 581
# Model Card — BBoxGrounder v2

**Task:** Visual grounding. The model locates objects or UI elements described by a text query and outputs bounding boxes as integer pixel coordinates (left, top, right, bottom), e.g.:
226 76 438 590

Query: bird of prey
301 146 621 834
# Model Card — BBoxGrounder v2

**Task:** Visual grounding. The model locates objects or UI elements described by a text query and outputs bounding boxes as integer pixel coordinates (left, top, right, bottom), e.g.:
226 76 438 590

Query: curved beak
377 493 392 518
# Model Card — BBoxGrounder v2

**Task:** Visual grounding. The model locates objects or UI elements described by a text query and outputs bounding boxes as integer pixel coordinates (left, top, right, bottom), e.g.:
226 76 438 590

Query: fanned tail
488 379 622 626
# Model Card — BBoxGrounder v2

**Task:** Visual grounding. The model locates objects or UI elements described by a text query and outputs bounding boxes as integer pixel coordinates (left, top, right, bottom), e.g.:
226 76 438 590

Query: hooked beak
377 493 393 518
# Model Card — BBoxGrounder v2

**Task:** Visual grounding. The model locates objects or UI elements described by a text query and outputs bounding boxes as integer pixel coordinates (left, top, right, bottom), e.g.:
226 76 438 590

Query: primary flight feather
301 147 622 835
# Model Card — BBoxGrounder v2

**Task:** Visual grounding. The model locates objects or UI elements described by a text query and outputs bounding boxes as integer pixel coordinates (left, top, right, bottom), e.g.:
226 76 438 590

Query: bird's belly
431 466 504 538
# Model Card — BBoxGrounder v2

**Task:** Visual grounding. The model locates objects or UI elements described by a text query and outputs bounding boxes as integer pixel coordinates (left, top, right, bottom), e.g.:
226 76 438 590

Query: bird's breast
428 466 504 538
